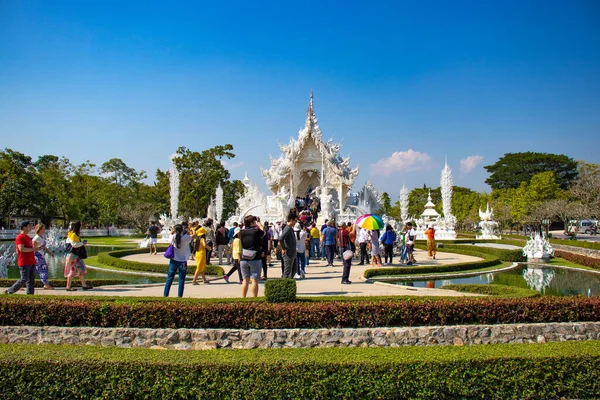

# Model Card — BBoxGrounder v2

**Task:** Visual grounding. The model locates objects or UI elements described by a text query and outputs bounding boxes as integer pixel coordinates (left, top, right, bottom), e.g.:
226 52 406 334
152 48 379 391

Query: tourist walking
261 221 271 279
406 222 417 265
321 220 338 267
215 222 230 265
279 212 298 278
294 221 307 279
370 229 382 267
357 227 370 265
203 219 215 265
347 222 357 253
337 222 350 260
399 226 409 264
4 221 37 295
239 215 264 298
223 227 243 284
32 224 55 290
192 226 211 285
320 219 329 261
309 223 320 259
147 221 160 255
380 224 397 265
425 225 436 260
164 224 193 297
64 221 93 291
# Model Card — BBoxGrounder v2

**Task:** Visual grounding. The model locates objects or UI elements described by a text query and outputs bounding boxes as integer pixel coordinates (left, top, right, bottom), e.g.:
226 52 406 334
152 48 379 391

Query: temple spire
305 90 315 136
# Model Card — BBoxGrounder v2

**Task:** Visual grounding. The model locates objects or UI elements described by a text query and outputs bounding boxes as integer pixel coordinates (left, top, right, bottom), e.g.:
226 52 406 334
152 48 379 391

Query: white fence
0 228 137 240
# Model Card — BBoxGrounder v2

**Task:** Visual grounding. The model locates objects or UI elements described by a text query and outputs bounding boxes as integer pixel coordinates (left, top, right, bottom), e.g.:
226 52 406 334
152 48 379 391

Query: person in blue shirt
319 218 329 260
228 222 238 244
380 224 397 265
320 220 338 267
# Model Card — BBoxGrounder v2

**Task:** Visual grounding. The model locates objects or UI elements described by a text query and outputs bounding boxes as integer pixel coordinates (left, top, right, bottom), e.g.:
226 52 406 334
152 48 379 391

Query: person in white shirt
164 224 193 297
294 222 308 279
405 222 417 265
32 224 55 290
357 227 371 265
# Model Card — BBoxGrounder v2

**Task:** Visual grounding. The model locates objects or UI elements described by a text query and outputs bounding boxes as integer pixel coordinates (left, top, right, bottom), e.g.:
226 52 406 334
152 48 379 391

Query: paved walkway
2 249 483 298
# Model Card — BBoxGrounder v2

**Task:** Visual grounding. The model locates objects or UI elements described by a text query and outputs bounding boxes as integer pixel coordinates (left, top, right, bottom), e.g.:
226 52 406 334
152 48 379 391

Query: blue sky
1 0 599 199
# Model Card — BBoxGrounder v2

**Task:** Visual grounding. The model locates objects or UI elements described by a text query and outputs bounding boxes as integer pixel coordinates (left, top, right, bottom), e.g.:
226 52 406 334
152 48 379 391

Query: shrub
0 342 599 399
554 250 600 270
264 279 296 303
435 244 525 262
550 238 600 250
0 296 598 329
97 248 224 276
364 255 501 279
0 279 128 288
440 284 540 298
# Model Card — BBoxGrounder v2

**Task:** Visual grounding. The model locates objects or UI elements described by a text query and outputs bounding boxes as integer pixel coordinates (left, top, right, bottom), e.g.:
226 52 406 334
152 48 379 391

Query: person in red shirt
5 220 37 295
425 225 436 260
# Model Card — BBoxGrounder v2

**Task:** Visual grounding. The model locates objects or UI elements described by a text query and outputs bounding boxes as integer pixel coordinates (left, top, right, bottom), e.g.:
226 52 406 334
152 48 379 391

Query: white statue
522 267 555 293
0 244 16 279
522 232 554 262
320 187 334 221
477 203 500 239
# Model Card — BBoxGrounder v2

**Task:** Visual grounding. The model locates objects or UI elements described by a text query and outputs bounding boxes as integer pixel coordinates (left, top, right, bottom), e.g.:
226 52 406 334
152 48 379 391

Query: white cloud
459 155 484 174
369 149 431 176
220 160 245 170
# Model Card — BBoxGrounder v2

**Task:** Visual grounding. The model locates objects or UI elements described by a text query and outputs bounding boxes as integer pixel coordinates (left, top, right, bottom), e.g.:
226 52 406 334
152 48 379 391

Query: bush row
264 278 296 303
554 250 600 270
0 279 128 288
97 248 225 276
440 284 540 298
0 342 598 399
551 237 600 250
0 295 597 329
364 257 502 279
437 244 526 262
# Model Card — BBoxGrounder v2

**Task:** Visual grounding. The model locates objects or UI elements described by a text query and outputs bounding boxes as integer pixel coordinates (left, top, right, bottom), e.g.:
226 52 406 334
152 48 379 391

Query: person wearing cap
223 227 243 284
5 220 37 295
279 211 298 279
321 220 338 267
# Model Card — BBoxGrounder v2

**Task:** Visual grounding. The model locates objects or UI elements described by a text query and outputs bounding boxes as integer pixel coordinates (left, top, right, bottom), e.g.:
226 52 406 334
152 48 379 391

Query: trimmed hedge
0 342 599 399
440 284 540 298
0 279 128 288
433 244 526 262
554 250 600 270
0 295 598 329
264 278 296 303
97 248 225 276
551 237 600 250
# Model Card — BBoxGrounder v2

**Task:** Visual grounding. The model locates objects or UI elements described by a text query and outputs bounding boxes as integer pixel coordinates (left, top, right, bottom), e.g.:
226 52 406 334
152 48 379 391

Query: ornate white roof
261 92 359 192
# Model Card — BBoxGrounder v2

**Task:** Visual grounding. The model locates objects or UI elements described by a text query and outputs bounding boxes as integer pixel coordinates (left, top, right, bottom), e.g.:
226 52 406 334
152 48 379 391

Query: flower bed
0 295 597 329
0 342 598 399
97 248 224 276
554 250 600 270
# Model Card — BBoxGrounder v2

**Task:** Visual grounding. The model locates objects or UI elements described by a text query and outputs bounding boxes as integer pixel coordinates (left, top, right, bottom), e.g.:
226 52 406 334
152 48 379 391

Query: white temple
477 203 500 239
228 92 360 223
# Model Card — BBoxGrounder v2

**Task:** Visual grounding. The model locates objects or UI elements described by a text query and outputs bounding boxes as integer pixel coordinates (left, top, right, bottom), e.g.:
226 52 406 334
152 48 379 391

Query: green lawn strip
440 284 540 298
0 342 598 399
549 257 600 272
84 236 143 247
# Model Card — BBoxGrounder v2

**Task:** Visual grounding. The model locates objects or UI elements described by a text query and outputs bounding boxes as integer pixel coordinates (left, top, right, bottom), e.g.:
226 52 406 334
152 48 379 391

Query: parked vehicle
567 220 599 235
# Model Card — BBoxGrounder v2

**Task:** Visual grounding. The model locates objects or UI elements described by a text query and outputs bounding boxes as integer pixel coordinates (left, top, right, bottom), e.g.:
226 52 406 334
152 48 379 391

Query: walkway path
1 249 483 298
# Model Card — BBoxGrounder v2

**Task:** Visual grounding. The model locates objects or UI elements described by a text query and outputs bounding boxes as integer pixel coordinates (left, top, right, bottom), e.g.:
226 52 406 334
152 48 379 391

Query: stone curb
2 322 599 350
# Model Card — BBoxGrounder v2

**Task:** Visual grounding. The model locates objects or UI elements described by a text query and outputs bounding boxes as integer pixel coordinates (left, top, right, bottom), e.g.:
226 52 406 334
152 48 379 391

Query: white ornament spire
215 183 224 223
169 154 180 220
440 157 453 219
399 184 409 222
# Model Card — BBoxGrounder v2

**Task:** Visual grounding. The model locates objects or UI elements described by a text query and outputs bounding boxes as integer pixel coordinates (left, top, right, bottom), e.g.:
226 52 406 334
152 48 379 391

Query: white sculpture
399 184 409 222
415 190 456 240
522 232 554 262
159 153 183 233
320 187 335 222
0 244 16 279
477 203 500 239
215 183 224 223
46 226 67 253
440 158 457 233
357 181 382 215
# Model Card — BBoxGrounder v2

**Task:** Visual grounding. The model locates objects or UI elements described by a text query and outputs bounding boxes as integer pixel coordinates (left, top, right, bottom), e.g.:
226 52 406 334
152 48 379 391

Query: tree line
0 145 244 231
379 152 600 233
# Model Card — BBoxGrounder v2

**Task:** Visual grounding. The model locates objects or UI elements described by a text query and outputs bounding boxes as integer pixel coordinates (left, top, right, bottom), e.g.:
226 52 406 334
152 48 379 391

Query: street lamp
541 218 550 237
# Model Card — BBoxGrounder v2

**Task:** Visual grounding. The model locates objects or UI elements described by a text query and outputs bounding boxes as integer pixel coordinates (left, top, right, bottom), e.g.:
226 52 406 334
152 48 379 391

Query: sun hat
234 227 241 236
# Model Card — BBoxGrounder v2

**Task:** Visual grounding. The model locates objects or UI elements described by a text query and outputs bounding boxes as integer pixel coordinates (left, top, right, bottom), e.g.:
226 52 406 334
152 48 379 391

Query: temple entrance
297 170 320 197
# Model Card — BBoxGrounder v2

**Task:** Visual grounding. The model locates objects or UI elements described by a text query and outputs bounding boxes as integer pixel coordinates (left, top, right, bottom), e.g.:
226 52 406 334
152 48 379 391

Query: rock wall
1 322 599 350
553 244 600 259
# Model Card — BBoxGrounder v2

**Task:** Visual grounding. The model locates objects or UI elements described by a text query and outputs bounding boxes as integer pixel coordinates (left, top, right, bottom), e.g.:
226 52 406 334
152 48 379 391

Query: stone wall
553 243 600 259
1 322 599 350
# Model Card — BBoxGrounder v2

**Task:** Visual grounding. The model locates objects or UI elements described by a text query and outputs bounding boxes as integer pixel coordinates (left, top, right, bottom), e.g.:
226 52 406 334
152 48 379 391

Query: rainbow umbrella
355 214 385 230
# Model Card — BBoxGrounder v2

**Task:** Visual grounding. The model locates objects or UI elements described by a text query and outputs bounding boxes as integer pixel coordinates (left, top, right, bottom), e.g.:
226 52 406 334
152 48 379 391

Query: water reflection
393 264 600 297
522 267 555 294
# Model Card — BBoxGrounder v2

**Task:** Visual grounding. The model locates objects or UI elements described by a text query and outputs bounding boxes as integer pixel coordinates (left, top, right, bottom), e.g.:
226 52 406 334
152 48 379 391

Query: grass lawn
84 236 142 246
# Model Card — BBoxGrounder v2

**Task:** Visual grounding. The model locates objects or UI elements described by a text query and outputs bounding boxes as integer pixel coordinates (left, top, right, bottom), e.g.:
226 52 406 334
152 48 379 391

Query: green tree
484 152 578 190
408 187 441 217
170 145 242 221
0 149 39 226
379 192 392 216
33 155 75 225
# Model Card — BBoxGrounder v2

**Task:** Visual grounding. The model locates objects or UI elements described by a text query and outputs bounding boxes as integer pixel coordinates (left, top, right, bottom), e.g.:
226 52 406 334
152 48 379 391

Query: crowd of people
4 219 93 295
159 207 429 298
